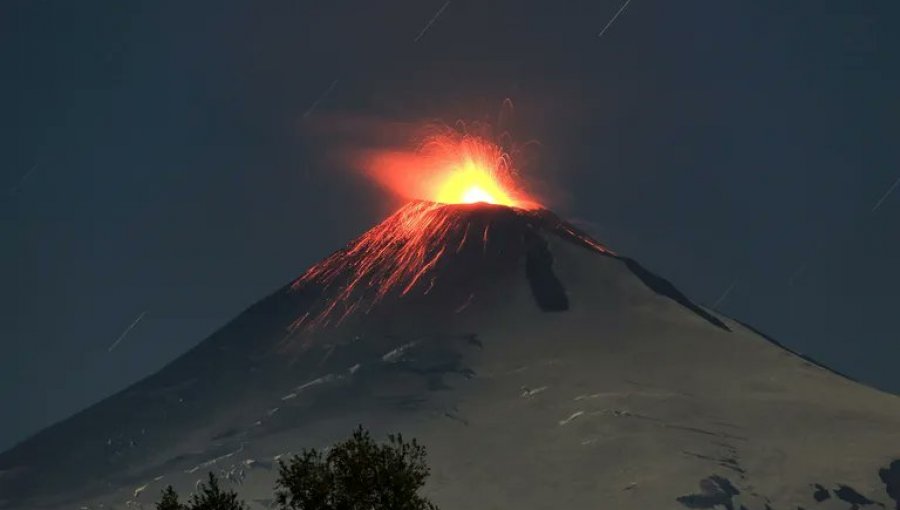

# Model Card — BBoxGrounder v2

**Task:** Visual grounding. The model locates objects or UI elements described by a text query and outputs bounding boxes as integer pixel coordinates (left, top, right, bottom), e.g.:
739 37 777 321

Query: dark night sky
3 1 899 452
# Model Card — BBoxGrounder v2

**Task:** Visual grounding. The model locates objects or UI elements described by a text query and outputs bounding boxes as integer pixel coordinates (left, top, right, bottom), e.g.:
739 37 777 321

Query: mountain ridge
1 202 898 510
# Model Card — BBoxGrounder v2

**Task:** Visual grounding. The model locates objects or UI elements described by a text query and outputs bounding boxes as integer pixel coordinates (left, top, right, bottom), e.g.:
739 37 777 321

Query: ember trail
288 134 605 330
364 131 540 210
289 134 535 328
290 201 472 329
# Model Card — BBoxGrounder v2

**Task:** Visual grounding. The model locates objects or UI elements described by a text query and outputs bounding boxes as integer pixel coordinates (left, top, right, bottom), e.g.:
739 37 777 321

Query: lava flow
289 133 597 330
289 201 467 329
290 133 539 329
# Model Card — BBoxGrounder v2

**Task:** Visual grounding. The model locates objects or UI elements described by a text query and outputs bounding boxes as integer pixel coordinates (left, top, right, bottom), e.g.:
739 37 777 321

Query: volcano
2 203 899 510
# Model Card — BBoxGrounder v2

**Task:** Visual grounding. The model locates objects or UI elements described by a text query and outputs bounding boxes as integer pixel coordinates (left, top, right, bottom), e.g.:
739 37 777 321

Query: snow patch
185 444 245 474
295 374 337 392
132 485 147 499
382 342 418 363
559 411 584 426
521 386 548 398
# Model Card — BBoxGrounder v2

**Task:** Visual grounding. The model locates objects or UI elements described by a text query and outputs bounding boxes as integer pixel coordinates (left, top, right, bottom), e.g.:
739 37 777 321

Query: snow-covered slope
2 203 898 510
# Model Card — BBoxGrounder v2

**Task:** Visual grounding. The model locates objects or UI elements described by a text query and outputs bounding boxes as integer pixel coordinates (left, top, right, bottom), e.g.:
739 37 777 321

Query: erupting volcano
2 132 900 510
290 133 553 329
289 200 611 330
363 131 540 210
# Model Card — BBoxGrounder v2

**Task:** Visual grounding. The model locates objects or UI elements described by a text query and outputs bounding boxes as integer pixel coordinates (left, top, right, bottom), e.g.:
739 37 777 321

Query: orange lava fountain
364 132 541 210
289 133 550 330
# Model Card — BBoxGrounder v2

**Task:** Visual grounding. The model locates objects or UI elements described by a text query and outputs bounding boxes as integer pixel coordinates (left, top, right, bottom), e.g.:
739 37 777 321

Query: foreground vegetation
156 427 438 510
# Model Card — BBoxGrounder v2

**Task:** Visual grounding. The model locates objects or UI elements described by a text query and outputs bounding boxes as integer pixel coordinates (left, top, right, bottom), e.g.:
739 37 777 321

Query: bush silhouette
156 485 183 510
189 472 247 510
275 426 439 510
155 473 245 510
154 427 437 510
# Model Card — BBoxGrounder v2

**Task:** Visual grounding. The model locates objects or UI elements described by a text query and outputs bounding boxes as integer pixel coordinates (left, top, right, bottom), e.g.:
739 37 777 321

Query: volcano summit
1 202 899 510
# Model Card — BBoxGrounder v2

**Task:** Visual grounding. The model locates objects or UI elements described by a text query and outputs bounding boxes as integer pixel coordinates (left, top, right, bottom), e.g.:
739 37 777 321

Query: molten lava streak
290 201 468 329
289 134 602 330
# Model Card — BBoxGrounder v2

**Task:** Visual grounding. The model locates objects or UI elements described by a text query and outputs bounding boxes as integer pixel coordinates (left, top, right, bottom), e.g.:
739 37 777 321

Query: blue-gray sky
3 1 899 452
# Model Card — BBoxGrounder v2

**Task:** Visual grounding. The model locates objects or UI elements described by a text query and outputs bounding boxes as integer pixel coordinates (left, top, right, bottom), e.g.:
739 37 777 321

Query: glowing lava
462 187 495 204
434 158 517 206
287 132 588 331
288 203 611 332
290 201 467 330
364 132 540 210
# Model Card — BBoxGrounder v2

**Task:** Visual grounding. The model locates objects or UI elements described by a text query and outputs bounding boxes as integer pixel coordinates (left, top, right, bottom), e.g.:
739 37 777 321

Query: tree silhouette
188 473 247 510
154 428 438 510
275 426 439 510
156 485 183 510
